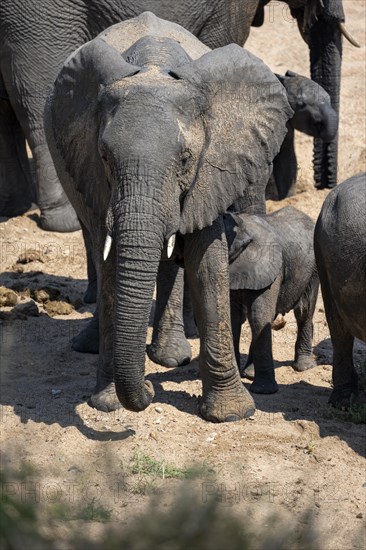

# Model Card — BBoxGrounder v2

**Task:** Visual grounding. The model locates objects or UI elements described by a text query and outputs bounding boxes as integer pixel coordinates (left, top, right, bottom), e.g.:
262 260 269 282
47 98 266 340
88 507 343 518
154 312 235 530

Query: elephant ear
47 38 140 216
225 212 283 291
171 45 293 234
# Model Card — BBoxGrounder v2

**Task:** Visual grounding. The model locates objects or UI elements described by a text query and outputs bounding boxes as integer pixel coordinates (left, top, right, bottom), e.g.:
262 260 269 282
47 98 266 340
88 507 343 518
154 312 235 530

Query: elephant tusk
339 22 361 48
103 233 113 261
167 234 176 258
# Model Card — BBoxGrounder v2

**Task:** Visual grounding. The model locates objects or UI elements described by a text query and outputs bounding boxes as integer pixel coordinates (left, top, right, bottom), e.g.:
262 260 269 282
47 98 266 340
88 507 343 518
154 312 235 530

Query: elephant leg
293 273 319 372
0 60 79 232
242 343 255 380
247 288 278 394
272 126 297 199
0 93 33 217
71 308 99 354
318 269 358 407
183 273 199 338
147 260 191 368
89 241 121 412
81 223 98 304
71 223 98 353
229 291 245 374
30 141 80 232
185 218 255 423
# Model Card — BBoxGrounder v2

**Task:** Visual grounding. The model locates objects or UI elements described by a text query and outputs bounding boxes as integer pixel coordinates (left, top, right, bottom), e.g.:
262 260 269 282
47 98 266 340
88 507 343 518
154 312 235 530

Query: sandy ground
1 2 365 548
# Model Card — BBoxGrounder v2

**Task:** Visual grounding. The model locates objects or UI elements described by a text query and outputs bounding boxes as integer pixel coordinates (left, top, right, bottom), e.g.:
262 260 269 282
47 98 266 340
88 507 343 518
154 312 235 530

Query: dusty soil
1 3 365 548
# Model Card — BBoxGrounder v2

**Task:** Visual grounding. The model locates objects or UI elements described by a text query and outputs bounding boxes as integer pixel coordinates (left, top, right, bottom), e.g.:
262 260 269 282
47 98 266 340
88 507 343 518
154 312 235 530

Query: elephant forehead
122 36 192 69
107 74 200 111
287 79 330 105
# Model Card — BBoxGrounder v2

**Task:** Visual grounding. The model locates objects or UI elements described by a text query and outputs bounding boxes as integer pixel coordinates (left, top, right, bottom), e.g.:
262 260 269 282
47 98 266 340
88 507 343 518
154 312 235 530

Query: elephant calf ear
228 214 283 291
49 38 140 216
174 44 293 234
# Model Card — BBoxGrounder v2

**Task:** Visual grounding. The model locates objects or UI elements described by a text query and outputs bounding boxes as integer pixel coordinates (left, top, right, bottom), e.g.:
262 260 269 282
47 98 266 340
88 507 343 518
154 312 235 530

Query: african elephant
225 207 319 394
44 13 292 422
268 71 338 200
314 172 366 408
254 0 359 190
0 0 357 231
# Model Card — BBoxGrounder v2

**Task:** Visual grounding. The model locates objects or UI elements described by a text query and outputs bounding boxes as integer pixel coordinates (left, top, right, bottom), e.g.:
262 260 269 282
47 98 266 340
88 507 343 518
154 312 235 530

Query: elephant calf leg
293 273 319 372
147 261 191 368
248 291 278 394
185 220 255 423
229 292 246 374
249 324 278 394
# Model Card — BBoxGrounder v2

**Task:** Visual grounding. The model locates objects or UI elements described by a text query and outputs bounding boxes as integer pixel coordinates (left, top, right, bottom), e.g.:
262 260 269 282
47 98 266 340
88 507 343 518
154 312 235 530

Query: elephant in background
45 13 292 422
225 207 319 394
268 71 338 200
253 0 359 190
0 0 357 232
314 172 366 408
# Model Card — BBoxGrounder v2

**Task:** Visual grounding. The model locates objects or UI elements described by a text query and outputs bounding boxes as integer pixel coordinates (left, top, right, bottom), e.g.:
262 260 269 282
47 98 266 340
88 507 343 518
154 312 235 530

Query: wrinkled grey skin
44 14 292 422
0 0 349 230
256 0 350 189
225 206 319 394
314 172 366 408
268 71 338 200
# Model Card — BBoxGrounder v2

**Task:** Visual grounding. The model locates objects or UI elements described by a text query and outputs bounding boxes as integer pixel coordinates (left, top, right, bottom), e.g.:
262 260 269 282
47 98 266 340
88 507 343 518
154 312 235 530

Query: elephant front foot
39 201 80 233
83 280 97 304
146 335 191 367
329 383 359 409
72 317 99 354
293 355 315 372
250 371 278 394
241 363 255 380
200 385 255 423
89 382 122 412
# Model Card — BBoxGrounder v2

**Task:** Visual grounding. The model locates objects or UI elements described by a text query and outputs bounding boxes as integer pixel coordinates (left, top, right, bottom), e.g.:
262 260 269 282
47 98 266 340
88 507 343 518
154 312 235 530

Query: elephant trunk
113 199 166 412
318 102 339 143
309 16 342 188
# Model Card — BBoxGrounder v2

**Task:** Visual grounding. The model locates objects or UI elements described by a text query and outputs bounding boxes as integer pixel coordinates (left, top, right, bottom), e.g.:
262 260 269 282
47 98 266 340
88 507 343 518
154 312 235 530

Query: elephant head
277 71 338 143
224 211 282 290
46 19 292 412
271 70 339 199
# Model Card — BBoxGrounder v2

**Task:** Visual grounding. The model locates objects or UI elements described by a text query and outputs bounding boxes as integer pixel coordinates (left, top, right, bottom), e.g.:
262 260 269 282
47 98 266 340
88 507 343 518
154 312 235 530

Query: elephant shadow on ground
0 271 135 442
147 346 366 458
1 269 365 450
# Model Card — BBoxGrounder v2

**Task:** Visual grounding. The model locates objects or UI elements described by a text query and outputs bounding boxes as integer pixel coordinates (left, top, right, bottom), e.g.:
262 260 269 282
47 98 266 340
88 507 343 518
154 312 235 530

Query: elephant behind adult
314 172 366 408
0 0 357 231
268 71 338 199
0 0 259 231
45 13 292 421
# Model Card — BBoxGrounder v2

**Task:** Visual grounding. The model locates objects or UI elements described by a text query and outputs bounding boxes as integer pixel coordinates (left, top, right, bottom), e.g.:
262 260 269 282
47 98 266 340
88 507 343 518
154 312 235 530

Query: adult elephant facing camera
45 14 292 422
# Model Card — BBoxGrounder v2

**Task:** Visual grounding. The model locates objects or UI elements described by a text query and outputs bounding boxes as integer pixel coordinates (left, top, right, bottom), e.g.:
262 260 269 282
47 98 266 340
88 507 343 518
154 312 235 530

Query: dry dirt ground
1 2 365 548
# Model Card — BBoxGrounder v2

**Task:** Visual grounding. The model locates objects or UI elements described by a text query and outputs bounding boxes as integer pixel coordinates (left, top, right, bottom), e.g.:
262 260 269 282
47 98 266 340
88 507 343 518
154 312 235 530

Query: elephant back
267 206 316 297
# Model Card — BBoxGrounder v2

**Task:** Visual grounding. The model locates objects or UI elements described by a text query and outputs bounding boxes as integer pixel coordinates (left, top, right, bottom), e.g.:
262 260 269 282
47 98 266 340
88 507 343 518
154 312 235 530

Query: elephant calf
225 206 319 394
314 172 366 408
268 71 338 200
